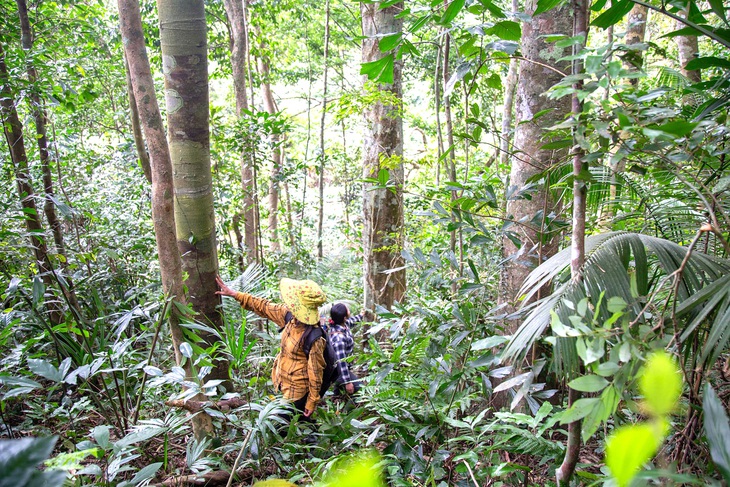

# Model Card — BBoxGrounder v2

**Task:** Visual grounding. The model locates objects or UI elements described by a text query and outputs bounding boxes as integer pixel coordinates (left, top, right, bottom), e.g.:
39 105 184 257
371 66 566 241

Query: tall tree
15 0 81 317
675 5 701 83
317 0 331 260
117 0 214 439
0 41 66 327
223 0 258 264
156 0 230 387
499 0 573 316
361 1 406 311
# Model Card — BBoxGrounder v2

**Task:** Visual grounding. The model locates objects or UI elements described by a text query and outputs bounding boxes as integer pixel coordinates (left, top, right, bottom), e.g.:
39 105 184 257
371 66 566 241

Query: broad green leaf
568 374 609 393
647 121 697 137
179 342 193 358
377 169 390 187
534 0 565 16
360 55 394 84
378 33 402 53
560 397 600 424
440 0 466 24
27 359 63 383
485 21 521 41
684 56 730 71
540 138 572 150
707 0 727 23
472 335 509 350
639 352 681 417
317 450 385 487
32 276 44 306
704 385 730 483
592 0 633 29
606 424 660 487
0 436 64 487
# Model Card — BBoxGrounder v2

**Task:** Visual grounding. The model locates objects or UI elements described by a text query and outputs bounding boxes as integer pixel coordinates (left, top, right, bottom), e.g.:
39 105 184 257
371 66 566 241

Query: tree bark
117 0 214 440
156 0 230 389
124 53 152 183
623 4 649 85
317 0 331 260
675 8 701 83
442 29 458 294
361 1 406 312
556 0 589 483
254 31 282 254
223 0 258 264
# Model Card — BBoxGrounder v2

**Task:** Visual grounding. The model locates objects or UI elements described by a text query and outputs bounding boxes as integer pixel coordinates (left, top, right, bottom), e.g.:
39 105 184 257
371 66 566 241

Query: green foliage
0 436 67 487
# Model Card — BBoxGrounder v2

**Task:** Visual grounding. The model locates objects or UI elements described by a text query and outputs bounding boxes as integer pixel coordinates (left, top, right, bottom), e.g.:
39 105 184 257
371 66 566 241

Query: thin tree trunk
317 0 331 260
16 0 81 317
117 0 214 440
223 0 257 264
1 41 64 327
361 1 406 312
434 34 443 186
556 0 589 484
124 54 152 183
254 37 282 254
442 29 458 294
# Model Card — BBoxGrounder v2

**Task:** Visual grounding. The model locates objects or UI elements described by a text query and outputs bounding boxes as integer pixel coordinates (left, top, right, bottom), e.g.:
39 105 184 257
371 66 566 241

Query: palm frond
502 232 730 373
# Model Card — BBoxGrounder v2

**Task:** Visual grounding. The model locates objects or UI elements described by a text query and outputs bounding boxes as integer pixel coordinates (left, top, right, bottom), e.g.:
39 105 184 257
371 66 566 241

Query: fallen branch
165 398 247 413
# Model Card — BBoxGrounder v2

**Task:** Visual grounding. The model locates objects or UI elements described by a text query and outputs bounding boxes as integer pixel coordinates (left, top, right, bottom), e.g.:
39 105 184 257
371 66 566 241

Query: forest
0 0 729 485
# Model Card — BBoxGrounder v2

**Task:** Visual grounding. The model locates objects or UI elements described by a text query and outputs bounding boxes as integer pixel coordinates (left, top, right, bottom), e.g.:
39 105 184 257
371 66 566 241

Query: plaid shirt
327 313 363 385
234 292 325 412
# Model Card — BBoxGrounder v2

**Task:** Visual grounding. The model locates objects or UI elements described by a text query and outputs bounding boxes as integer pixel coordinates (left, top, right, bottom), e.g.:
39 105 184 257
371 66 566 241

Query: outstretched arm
216 275 289 327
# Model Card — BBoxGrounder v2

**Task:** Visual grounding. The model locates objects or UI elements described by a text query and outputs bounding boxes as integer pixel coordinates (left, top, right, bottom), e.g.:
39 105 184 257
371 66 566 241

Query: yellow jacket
234 292 326 412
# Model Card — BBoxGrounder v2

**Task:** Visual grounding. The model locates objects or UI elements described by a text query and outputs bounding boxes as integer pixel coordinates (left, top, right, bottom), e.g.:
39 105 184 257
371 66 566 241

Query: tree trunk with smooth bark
117 0 214 440
361 1 406 312
156 0 230 390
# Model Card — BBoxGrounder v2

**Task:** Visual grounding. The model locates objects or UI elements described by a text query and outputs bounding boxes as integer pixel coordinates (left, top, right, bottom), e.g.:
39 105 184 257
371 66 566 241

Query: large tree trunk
0 41 63 327
118 0 214 440
496 0 572 410
361 1 406 312
499 0 572 315
500 0 520 168
156 0 230 389
15 0 81 318
223 0 258 264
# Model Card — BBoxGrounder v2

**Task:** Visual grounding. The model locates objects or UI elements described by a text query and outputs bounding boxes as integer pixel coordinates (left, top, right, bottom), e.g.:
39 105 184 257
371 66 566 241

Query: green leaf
684 56 730 70
317 450 385 487
568 374 609 393
377 168 390 186
639 352 681 417
254 481 298 487
472 335 509 350
560 397 601 424
440 0 466 24
360 54 394 84
378 33 402 53
708 0 728 23
0 436 65 487
485 21 521 41
606 424 661 487
649 121 697 137
540 138 572 150
32 276 44 306
704 385 730 483
534 0 565 16
27 359 63 383
592 0 633 29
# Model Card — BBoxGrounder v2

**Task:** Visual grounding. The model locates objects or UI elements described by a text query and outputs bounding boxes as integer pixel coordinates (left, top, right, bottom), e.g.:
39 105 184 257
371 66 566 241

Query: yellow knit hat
279 278 327 325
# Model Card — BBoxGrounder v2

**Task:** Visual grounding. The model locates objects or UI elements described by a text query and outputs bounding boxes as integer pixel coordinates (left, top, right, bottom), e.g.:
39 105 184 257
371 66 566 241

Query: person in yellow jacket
216 276 328 419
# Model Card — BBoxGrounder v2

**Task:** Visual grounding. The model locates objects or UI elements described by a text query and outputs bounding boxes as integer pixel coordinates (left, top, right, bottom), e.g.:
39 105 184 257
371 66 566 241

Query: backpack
285 312 340 396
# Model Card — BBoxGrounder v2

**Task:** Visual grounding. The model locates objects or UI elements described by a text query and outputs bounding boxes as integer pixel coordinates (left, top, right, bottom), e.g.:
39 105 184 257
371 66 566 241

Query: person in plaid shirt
327 303 365 395
216 276 328 419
